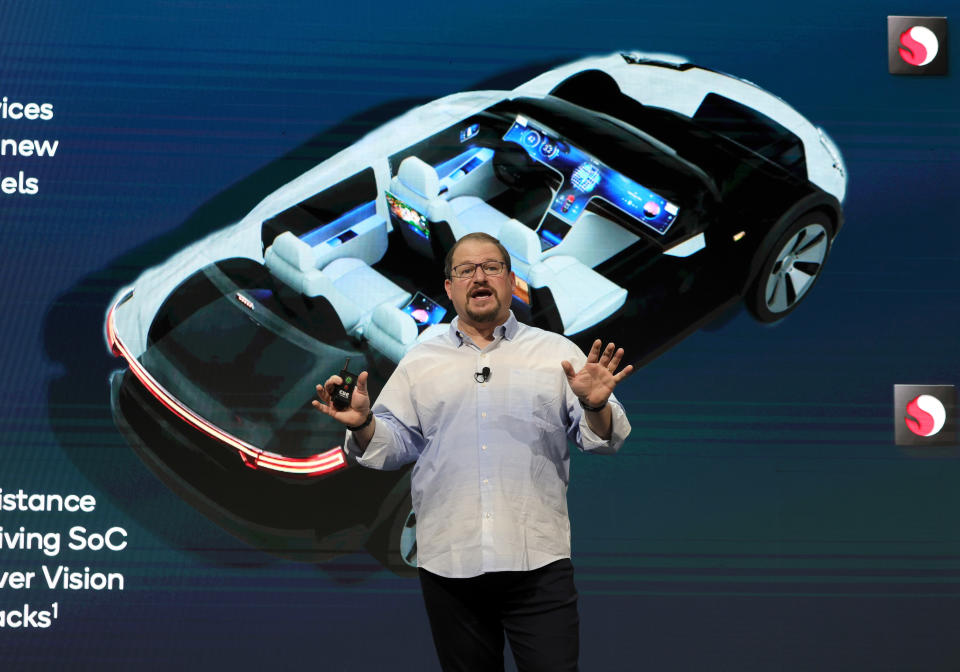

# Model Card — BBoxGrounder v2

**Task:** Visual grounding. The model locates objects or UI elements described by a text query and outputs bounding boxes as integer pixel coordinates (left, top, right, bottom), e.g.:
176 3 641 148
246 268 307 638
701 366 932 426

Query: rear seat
391 156 513 253
365 304 447 363
264 231 410 335
321 257 411 326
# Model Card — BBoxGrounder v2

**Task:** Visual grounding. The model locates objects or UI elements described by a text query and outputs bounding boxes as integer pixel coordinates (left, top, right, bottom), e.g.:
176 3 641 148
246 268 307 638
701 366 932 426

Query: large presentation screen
1 3 957 671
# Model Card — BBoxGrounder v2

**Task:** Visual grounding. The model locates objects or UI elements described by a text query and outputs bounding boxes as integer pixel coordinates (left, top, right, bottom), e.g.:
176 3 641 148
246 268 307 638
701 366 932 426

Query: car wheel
746 212 832 323
367 489 418 577
394 505 418 570
381 498 418 576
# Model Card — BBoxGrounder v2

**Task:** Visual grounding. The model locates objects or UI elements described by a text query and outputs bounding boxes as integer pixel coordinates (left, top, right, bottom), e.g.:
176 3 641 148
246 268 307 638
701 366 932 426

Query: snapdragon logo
899 26 940 66
894 385 955 446
888 16 949 75
905 395 946 436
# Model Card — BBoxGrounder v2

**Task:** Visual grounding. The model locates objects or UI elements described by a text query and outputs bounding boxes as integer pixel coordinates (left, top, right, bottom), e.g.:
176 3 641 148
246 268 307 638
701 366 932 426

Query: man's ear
444 278 453 300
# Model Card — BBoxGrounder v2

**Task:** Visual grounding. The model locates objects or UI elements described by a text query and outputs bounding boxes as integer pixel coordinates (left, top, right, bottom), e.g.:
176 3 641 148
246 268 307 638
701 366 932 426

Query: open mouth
470 287 494 302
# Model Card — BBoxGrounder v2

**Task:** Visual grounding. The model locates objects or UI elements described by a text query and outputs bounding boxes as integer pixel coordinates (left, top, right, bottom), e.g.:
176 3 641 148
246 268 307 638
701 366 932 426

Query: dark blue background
1 1 958 669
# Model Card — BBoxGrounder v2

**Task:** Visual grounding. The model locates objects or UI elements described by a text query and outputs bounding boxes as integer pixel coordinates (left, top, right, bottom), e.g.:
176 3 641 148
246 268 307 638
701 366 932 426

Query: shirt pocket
506 368 563 428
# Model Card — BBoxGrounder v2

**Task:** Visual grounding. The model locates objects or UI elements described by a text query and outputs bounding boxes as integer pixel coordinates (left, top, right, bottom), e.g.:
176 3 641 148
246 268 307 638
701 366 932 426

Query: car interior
256 108 689 366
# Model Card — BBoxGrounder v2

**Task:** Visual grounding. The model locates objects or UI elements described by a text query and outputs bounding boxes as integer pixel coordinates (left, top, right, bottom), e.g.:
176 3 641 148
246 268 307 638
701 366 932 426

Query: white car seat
265 232 410 334
389 157 464 258
449 195 511 238
264 232 363 329
390 156 512 253
365 304 448 363
498 219 627 336
321 257 411 329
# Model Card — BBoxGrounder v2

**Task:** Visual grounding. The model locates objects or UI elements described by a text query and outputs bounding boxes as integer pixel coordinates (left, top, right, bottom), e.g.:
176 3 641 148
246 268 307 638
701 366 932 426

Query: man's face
444 239 515 328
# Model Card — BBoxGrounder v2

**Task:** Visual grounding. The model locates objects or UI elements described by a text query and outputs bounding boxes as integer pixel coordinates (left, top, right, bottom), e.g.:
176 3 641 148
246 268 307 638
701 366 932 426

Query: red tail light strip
106 290 347 478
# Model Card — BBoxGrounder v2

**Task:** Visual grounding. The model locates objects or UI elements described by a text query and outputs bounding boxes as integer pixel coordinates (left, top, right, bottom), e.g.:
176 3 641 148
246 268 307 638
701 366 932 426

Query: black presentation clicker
332 357 358 411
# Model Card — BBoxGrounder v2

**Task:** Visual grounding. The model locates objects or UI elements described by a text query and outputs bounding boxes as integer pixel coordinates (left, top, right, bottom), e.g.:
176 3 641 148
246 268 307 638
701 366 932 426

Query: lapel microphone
474 367 491 383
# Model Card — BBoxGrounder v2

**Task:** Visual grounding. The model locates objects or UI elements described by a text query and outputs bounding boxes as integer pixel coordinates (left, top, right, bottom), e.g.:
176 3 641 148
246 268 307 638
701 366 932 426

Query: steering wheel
493 146 538 190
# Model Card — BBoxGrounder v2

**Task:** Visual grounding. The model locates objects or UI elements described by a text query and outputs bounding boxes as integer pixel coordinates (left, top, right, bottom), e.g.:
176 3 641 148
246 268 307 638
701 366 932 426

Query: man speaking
314 232 633 671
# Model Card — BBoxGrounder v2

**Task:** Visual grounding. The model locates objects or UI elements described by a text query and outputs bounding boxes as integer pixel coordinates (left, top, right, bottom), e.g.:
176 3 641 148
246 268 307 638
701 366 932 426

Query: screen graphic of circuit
503 115 679 234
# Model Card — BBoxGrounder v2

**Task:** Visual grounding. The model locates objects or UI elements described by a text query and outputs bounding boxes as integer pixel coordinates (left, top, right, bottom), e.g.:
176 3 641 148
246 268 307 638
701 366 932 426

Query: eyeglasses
449 260 507 279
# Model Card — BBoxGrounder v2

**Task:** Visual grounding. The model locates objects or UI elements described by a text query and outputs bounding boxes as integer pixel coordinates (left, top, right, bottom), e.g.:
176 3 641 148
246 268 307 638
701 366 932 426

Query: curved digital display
503 115 679 234
571 162 601 193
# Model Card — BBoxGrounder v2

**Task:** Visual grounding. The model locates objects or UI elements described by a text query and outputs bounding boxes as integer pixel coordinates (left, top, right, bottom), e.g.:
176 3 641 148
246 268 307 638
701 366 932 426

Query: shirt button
483 479 489 485
485 513 492 519
481 445 487 451
481 412 486 418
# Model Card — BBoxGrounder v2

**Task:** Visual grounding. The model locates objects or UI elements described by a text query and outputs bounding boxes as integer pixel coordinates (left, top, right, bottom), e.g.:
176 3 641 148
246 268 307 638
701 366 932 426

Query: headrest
397 156 441 199
371 304 419 345
269 231 315 271
498 218 542 265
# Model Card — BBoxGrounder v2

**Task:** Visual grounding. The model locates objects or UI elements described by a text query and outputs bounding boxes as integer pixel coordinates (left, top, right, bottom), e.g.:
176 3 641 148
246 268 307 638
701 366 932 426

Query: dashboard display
502 115 679 234
571 162 601 193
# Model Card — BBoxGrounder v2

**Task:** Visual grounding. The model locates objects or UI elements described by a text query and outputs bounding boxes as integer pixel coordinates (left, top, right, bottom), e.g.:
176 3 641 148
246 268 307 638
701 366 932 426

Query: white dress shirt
345 312 631 578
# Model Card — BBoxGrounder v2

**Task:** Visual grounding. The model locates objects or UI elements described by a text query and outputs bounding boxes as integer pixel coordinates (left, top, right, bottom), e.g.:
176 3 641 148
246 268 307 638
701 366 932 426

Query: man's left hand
561 340 634 408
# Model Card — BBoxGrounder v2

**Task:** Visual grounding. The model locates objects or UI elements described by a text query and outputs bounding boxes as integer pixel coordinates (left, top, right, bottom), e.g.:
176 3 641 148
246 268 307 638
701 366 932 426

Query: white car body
108 50 847 360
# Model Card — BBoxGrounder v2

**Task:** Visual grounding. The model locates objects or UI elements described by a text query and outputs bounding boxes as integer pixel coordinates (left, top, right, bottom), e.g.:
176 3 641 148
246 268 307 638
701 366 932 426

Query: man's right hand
313 370 371 428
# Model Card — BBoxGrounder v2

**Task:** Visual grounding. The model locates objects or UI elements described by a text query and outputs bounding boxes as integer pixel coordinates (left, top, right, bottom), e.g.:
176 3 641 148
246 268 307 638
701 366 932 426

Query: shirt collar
449 311 519 347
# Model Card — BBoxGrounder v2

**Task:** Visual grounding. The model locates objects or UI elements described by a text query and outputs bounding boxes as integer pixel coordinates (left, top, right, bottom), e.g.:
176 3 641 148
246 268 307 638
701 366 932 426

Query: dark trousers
418 559 579 672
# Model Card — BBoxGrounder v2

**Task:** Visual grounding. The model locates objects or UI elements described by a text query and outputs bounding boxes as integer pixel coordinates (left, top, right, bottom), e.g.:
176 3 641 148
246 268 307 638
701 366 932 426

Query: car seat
498 219 627 335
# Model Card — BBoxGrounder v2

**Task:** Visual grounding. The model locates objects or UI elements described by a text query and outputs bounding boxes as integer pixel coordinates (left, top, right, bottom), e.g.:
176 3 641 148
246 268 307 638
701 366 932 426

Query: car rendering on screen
105 51 847 573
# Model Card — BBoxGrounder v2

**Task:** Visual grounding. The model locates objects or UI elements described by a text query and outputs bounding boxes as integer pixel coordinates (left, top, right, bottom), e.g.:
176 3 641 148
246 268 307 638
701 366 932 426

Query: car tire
745 211 833 323
366 487 418 577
